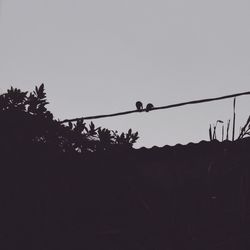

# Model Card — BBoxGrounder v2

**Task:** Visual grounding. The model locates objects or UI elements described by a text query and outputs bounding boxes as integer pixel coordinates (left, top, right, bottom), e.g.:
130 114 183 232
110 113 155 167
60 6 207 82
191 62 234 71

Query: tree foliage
0 84 139 153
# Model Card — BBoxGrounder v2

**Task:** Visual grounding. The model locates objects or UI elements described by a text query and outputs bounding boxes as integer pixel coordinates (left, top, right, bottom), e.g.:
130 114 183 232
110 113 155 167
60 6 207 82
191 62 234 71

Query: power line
59 91 250 124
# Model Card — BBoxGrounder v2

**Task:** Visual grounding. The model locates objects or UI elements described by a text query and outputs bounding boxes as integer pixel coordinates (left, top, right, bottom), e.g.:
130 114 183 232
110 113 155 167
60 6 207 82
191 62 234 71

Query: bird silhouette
136 101 143 111
146 103 154 112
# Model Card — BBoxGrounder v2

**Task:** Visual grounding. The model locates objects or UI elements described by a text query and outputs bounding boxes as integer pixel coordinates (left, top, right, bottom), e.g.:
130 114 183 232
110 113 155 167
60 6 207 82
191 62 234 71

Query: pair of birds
136 101 154 112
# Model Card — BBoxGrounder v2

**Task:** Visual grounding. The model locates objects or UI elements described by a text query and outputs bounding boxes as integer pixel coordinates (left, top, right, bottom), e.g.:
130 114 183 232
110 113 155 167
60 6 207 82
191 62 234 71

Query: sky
0 0 250 148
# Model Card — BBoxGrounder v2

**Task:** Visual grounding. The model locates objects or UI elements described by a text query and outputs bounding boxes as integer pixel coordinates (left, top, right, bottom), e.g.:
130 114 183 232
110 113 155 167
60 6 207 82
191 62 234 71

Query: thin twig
59 91 250 124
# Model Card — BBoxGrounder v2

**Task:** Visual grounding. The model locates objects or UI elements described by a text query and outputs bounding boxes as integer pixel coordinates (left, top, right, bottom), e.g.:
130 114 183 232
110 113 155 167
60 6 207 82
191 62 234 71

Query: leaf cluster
0 84 52 119
0 84 139 153
62 120 139 153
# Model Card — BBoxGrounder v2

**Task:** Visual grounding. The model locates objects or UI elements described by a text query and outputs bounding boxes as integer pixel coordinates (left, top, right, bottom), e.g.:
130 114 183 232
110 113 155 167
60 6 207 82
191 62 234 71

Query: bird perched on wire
146 103 154 112
136 101 143 111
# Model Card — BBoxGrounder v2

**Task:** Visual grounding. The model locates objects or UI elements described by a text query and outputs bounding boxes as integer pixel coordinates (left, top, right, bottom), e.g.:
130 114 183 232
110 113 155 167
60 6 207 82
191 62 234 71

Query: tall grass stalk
232 98 236 141
209 120 223 141
209 97 250 141
222 125 224 141
226 119 230 140
209 125 212 141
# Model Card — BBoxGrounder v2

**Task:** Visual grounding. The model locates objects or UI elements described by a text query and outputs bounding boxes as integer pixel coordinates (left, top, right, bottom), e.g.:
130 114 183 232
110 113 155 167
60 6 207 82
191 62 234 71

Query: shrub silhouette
0 84 139 153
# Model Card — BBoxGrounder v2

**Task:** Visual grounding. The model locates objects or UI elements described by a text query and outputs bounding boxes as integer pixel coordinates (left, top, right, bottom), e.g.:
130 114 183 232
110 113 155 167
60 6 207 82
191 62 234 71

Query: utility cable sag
59 91 250 124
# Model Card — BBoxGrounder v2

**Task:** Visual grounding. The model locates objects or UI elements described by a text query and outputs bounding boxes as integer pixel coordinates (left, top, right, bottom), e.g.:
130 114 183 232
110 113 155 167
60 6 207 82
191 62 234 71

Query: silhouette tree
0 84 139 153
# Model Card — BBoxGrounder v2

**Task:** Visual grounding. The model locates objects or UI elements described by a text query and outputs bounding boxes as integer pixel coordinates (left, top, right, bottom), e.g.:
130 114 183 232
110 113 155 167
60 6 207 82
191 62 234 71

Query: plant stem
232 98 236 141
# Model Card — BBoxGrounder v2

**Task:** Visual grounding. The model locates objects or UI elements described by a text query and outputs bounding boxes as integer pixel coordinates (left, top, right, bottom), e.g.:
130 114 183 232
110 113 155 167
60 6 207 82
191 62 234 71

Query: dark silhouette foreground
0 85 250 249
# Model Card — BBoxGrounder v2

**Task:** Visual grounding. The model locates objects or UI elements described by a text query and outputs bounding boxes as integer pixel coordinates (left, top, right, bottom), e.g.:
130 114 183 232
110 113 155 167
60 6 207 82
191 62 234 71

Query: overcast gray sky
1 0 250 148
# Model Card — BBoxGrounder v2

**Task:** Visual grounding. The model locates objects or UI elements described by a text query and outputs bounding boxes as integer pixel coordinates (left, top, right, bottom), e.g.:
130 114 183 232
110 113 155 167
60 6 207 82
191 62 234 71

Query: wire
59 91 250 124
